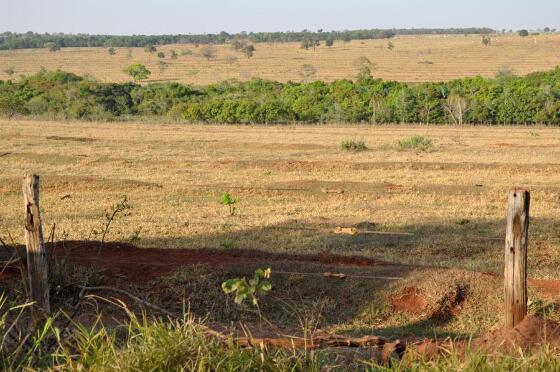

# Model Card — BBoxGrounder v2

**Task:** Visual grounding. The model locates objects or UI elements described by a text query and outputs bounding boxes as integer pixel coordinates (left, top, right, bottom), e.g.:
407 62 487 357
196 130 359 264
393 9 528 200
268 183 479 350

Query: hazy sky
3 0 559 35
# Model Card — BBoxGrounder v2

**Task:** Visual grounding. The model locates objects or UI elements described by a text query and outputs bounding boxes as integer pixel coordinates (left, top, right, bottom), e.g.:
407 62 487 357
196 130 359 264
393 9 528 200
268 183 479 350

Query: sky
2 0 559 35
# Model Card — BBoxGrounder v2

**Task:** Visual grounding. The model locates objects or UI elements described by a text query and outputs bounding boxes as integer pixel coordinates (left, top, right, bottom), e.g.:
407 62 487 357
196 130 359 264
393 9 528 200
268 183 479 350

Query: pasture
3 119 560 367
1 34 560 85
2 120 560 276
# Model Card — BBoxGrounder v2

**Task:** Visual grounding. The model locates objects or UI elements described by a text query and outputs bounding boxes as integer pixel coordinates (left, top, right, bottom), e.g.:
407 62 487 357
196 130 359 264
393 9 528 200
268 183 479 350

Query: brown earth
48 241 390 283
391 287 430 315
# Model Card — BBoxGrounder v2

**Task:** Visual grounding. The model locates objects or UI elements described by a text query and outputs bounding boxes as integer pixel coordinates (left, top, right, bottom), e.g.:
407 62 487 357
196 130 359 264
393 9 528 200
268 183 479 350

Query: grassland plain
2 120 560 279
1 34 560 84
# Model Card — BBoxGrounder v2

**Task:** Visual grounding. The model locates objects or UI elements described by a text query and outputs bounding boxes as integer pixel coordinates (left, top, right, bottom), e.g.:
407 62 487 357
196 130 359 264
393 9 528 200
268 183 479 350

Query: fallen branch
78 285 403 352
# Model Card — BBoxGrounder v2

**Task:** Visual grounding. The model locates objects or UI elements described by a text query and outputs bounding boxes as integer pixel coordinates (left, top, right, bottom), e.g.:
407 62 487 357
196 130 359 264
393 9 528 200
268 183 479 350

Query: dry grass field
2 119 560 280
1 34 560 84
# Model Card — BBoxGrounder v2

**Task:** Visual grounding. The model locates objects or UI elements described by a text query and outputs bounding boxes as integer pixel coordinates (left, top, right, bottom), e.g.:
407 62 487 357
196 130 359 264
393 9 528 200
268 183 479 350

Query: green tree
518 29 529 37
325 36 335 47
44 42 60 52
242 44 256 58
123 64 151 82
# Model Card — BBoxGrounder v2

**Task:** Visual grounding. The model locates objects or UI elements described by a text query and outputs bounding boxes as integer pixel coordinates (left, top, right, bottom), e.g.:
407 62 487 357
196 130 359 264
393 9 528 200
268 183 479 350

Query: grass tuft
396 135 433 152
340 139 368 152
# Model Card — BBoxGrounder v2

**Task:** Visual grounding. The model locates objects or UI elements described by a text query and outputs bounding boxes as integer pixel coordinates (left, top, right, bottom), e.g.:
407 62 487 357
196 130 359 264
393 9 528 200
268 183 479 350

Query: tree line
0 28 495 50
1 67 559 124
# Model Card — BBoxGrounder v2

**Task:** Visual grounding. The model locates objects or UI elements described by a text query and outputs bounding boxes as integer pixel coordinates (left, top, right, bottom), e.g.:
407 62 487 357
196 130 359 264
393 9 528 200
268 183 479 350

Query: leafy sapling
220 192 237 216
222 268 272 307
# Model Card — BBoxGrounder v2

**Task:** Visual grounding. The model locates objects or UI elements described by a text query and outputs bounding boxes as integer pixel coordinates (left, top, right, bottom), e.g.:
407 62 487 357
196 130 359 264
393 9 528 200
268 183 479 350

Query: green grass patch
340 139 368 152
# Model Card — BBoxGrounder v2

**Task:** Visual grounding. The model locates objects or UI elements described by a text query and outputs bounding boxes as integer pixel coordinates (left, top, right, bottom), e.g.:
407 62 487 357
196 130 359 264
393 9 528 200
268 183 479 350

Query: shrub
396 135 433 151
3 66 15 77
123 64 151 82
340 139 368 152
144 44 156 53
518 30 529 37
157 51 165 58
44 42 60 52
200 46 217 60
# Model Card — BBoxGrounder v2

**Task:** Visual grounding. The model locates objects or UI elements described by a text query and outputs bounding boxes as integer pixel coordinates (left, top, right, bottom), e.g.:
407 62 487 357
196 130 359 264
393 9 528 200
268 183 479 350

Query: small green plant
340 139 368 152
396 135 433 152
219 240 235 249
220 192 237 216
222 268 272 306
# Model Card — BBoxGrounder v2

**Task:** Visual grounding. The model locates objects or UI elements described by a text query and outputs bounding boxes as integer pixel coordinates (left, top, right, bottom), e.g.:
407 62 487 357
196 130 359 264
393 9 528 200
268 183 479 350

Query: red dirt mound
473 316 560 352
391 287 430 315
407 316 560 359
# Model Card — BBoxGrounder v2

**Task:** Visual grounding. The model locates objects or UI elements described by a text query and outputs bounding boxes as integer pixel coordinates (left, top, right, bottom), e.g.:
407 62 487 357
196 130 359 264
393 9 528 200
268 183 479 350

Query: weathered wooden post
504 189 529 328
23 174 50 315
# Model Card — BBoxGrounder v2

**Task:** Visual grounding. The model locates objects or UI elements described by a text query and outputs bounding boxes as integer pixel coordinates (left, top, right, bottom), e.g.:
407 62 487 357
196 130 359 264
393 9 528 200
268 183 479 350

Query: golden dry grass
2 120 560 279
1 34 560 84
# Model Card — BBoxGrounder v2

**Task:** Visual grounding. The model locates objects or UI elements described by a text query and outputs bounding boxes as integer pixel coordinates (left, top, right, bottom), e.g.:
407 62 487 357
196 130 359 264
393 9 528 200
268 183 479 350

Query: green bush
397 135 433 151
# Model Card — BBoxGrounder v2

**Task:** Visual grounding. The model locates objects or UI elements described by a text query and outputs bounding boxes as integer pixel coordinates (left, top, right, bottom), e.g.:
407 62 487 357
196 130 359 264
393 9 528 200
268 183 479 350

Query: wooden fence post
504 189 529 328
23 174 50 315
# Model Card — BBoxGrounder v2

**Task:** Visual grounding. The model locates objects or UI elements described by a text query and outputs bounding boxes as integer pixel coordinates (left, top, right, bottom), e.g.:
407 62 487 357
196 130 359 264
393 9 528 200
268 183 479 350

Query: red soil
391 287 430 315
51 241 389 283
474 315 560 352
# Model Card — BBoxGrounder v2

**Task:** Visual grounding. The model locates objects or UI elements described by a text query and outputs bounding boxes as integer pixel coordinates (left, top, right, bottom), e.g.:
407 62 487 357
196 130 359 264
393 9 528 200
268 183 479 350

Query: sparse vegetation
200 46 217 60
144 44 157 53
299 63 317 81
158 60 168 73
3 66 15 77
107 47 116 55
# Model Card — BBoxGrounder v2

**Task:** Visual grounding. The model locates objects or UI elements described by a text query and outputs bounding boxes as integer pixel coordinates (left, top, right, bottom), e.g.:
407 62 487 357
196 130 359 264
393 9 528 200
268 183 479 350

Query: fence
18 173 531 328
